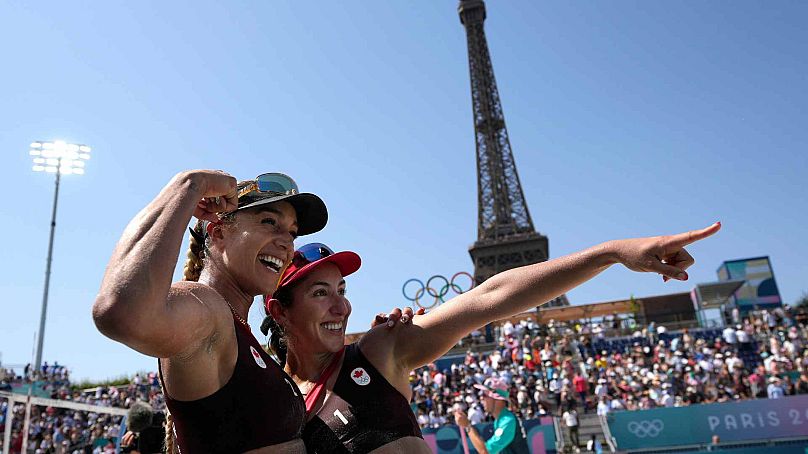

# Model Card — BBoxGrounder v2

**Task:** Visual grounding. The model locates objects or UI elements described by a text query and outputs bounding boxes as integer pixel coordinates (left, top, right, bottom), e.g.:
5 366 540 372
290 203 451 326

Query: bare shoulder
169 280 224 304
168 281 233 321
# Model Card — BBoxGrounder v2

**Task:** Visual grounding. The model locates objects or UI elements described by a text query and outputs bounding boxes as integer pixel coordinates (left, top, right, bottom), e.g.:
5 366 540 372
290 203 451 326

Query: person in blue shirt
455 378 529 454
767 376 785 399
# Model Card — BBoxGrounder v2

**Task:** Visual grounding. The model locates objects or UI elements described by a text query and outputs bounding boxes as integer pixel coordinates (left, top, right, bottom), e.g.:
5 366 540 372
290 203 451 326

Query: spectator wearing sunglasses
93 171 408 453
263 221 719 454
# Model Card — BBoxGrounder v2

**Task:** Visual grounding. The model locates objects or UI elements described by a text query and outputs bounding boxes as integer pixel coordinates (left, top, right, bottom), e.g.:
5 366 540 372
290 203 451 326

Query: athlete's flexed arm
392 222 721 371
92 170 238 358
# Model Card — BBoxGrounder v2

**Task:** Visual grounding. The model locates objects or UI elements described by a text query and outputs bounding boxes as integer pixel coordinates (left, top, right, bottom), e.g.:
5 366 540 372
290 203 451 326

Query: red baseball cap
264 243 360 312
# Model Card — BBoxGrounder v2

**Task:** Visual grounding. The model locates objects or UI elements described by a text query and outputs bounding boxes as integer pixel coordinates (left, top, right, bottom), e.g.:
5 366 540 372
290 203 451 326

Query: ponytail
163 411 176 454
183 220 206 282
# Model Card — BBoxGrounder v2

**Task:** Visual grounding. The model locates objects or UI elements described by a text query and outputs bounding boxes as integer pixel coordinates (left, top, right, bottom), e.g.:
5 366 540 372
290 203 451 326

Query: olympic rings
402 272 476 310
627 419 664 438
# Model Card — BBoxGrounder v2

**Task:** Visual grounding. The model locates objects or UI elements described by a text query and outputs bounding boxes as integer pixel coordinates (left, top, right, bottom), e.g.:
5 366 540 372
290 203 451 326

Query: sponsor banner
608 394 808 450
421 417 556 454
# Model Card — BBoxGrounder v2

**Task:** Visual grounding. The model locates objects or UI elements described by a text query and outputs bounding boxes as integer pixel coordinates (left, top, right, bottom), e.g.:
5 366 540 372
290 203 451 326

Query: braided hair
162 220 210 453
164 182 267 452
183 220 207 281
261 286 294 366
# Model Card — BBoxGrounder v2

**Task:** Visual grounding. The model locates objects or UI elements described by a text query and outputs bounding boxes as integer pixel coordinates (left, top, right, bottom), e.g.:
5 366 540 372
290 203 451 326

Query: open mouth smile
258 254 284 273
321 321 344 332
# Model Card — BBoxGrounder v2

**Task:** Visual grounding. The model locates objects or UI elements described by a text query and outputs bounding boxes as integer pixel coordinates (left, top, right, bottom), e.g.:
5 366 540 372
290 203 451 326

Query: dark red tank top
160 316 305 453
301 343 422 453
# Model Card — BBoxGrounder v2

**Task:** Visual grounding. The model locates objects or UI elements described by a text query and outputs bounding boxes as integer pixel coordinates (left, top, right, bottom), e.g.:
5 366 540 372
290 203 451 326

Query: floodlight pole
34 158 61 373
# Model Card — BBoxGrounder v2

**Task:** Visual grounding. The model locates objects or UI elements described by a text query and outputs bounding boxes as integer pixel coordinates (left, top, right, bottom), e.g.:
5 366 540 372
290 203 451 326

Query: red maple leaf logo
353 370 364 378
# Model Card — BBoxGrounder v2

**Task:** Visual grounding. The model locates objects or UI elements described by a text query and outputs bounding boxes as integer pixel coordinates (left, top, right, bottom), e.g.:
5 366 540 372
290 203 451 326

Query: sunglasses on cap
237 173 299 201
291 242 334 268
189 172 304 244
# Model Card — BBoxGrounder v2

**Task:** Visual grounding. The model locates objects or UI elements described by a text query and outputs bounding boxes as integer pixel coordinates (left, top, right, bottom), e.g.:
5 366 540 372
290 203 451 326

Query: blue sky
2 1 806 380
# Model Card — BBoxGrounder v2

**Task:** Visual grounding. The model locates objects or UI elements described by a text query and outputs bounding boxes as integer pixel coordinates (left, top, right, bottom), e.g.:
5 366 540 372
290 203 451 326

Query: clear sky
2 1 806 381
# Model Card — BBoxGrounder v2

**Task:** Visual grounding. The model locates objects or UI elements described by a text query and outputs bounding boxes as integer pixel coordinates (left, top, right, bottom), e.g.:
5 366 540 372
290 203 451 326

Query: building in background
717 256 782 314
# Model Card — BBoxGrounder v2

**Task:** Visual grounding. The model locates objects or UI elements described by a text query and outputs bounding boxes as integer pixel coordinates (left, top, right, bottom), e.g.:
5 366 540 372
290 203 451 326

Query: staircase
556 413 610 453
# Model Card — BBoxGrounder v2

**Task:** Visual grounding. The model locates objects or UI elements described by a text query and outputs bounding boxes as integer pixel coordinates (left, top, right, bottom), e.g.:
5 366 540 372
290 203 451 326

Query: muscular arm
394 223 720 371
92 171 236 358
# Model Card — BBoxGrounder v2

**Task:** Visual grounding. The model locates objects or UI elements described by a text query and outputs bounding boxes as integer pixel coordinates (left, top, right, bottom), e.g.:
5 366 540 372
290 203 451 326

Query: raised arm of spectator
394 223 721 371
92 170 238 358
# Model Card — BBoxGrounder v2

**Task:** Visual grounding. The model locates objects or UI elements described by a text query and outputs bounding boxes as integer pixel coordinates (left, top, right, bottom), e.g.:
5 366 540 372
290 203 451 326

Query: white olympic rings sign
627 419 665 438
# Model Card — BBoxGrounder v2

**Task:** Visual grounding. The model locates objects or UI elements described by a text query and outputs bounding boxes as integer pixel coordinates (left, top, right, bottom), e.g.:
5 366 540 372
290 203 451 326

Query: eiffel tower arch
458 0 569 311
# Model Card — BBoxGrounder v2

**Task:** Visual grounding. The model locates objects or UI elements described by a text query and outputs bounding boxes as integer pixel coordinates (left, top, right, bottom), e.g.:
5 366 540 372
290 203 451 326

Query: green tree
796 292 808 308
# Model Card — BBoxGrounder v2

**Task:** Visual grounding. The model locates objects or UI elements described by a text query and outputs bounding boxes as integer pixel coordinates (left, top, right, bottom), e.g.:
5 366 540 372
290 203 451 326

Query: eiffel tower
459 0 568 309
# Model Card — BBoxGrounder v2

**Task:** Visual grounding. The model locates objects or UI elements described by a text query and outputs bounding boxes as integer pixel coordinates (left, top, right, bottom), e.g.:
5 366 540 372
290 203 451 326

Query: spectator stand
1 390 128 453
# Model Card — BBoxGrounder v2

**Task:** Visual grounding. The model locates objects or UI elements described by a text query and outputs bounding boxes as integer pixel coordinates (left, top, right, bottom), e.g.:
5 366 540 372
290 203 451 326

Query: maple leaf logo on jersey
350 367 370 386
250 346 267 369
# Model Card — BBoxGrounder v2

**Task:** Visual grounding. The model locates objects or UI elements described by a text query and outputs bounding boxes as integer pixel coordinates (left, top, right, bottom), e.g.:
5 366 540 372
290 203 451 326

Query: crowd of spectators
409 306 808 429
0 364 165 453
3 306 807 451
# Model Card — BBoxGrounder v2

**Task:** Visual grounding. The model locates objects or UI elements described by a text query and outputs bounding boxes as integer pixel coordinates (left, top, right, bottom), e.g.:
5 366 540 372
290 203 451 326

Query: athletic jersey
301 342 422 453
160 315 305 453
485 408 530 454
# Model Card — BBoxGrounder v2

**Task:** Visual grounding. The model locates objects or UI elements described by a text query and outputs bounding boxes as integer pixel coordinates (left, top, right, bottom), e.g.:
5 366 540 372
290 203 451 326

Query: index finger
667 222 721 248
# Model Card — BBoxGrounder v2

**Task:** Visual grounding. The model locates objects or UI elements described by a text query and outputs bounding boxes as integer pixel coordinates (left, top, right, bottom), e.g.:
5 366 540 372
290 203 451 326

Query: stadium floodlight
28 140 91 373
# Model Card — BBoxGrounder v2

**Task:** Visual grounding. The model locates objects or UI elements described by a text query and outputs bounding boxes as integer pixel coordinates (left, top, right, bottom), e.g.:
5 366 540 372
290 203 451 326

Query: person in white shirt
563 408 580 448
490 350 502 370
534 387 544 409
503 321 515 337
712 353 725 370
596 398 610 416
722 326 737 344
422 369 432 387
660 391 674 407
587 435 603 453
595 379 608 398
726 352 743 372
767 377 785 399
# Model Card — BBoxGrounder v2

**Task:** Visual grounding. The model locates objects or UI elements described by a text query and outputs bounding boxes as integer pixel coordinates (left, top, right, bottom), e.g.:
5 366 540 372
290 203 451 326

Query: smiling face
209 201 298 296
281 263 351 354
